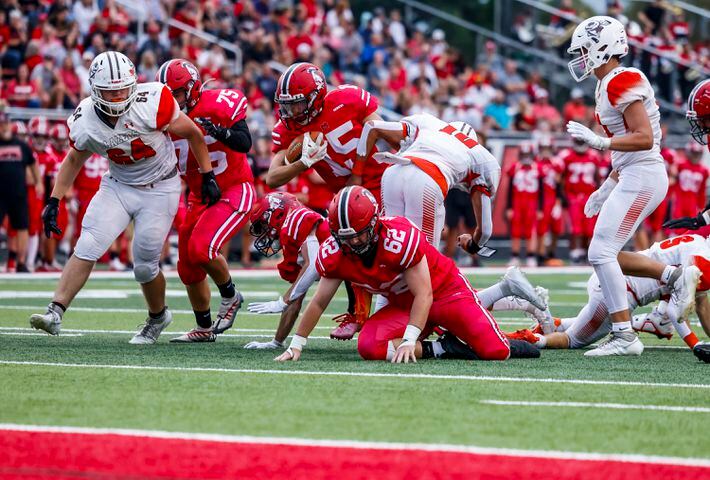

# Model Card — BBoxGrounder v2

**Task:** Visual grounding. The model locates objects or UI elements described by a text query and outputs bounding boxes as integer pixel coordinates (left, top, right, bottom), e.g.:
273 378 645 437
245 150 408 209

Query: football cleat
693 342 710 363
29 306 63 336
330 313 361 340
631 307 673 340
501 266 547 311
129 308 173 344
668 266 701 322
170 327 216 343
584 333 644 357
509 339 541 358
213 291 243 335
438 332 479 360
504 329 538 344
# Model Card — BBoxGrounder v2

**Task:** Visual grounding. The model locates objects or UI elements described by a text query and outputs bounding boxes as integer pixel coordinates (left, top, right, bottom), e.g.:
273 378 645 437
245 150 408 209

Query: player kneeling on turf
275 186 540 363
30 52 219 344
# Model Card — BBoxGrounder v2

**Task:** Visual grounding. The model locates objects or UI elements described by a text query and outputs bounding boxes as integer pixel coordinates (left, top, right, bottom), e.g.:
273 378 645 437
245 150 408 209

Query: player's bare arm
391 257 433 364
349 112 386 184
265 149 309 188
50 148 92 200
275 276 342 362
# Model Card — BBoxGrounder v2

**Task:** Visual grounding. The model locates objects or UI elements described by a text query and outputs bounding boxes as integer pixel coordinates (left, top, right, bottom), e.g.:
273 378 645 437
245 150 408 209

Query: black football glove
41 197 62 238
195 117 230 143
663 211 707 230
463 238 497 258
201 171 221 206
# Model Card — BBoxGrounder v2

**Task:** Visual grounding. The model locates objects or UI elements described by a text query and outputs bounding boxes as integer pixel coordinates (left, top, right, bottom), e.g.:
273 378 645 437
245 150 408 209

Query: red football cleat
330 313 361 340
504 329 538 344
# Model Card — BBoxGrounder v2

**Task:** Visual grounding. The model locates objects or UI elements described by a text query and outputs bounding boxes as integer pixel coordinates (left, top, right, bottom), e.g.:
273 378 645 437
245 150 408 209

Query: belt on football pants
108 166 178 189
404 155 449 198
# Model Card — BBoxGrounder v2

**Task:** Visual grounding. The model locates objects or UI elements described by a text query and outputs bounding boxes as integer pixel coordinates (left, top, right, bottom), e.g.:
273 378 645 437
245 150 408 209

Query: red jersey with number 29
271 85 387 193
172 88 253 194
316 216 460 305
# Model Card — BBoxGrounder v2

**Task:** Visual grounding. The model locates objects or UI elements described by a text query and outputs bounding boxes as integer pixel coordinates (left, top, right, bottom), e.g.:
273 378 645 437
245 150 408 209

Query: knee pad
74 230 106 262
177 258 206 286
133 262 159 284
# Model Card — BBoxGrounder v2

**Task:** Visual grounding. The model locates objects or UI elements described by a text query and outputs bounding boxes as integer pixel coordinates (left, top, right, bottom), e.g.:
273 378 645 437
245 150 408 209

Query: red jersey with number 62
172 88 253 195
278 206 331 282
271 85 387 193
315 216 460 306
68 82 180 186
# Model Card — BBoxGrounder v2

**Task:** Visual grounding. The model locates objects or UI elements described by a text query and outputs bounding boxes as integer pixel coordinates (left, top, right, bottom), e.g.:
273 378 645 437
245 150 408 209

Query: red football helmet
327 186 380 256
519 141 536 162
156 59 203 112
49 123 69 152
11 121 28 140
28 116 50 150
275 62 327 129
687 79 710 147
249 192 300 257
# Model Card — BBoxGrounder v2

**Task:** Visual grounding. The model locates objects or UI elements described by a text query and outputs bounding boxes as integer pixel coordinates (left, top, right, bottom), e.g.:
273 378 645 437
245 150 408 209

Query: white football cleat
525 286 555 334
668 266 701 321
29 308 62 336
129 308 173 344
501 266 547 311
584 334 644 357
631 302 673 340
525 256 538 268
213 291 243 335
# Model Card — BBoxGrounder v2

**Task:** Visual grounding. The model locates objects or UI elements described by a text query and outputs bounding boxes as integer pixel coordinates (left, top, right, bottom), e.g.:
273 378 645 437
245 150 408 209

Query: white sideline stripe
1 360 708 390
481 400 710 413
0 332 83 337
0 327 331 339
0 266 595 281
0 290 278 299
0 423 707 467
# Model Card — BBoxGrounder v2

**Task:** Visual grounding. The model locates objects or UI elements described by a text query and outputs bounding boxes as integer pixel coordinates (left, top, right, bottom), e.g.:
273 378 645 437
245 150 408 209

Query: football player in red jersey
275 186 540 363
243 192 333 349
505 142 542 267
157 59 255 342
672 142 708 234
535 138 565 265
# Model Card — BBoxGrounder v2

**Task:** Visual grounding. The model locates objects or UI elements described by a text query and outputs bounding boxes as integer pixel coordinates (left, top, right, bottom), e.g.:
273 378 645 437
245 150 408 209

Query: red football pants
177 182 255 285
357 275 510 361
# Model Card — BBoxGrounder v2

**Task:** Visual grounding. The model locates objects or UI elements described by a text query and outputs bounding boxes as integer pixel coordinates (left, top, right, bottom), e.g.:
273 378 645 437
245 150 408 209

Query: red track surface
1 428 708 480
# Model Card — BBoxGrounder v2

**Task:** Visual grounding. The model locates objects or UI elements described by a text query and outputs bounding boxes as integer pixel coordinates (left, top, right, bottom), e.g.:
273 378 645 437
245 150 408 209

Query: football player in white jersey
564 16 699 356
356 113 500 254
29 51 220 344
511 234 710 363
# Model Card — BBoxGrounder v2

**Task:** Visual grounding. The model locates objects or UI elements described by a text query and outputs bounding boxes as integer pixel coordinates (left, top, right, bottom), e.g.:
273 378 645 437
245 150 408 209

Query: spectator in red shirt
286 22 315 59
562 88 591 124
5 64 40 108
531 88 562 130
59 56 81 108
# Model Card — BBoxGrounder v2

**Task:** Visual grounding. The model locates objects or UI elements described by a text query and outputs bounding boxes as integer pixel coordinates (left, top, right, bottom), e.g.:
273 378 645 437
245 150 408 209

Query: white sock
27 234 39 268
477 283 506 309
611 321 632 333
660 265 677 285
534 333 547 348
431 341 445 358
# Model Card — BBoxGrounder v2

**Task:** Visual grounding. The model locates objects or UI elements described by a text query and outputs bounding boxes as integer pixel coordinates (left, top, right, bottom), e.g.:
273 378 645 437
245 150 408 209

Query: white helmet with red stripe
327 186 380 256
567 16 628 82
89 51 138 117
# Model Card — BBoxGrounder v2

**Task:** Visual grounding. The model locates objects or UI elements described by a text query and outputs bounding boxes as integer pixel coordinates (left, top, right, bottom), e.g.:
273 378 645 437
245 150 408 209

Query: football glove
300 132 327 168
195 117 230 142
244 339 284 350
247 297 287 314
663 210 709 230
584 177 617 218
41 197 62 238
201 171 221 206
566 121 611 151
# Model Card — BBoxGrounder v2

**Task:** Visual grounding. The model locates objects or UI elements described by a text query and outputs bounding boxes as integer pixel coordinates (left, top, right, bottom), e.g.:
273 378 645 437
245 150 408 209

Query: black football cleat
693 343 710 363
509 339 541 359
438 333 479 360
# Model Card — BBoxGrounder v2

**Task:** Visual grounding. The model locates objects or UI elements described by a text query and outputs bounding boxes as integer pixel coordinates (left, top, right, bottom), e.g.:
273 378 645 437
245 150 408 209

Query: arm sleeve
289 234 321 301
220 119 252 153
479 195 493 245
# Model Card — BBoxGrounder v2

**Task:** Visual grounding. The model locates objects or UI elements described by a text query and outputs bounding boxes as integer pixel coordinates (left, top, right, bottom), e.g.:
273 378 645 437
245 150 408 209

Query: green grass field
1 270 709 461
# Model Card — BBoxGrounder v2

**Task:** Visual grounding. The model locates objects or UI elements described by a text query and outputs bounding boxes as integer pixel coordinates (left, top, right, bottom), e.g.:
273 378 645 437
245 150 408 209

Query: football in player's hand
286 132 322 164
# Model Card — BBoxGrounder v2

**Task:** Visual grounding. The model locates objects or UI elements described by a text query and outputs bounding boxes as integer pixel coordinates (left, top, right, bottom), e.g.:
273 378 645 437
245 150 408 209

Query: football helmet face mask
275 63 327 129
567 16 628 82
89 51 138 117
28 116 50 151
687 79 710 147
327 186 380 256
156 59 203 112
249 192 300 257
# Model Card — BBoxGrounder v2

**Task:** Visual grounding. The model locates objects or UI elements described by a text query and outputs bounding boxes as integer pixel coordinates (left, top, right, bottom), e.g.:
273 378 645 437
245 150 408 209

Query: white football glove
247 297 287 314
373 152 412 166
584 177 618 218
566 121 611 151
300 132 328 168
244 339 284 349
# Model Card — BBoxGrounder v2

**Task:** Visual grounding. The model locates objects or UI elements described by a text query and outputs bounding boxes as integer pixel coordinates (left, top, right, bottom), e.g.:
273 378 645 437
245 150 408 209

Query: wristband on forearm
402 324 421 345
289 334 307 351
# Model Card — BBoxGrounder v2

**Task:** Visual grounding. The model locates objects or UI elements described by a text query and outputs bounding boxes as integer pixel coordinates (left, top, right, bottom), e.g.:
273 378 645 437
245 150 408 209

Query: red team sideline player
672 142 708 232
276 186 539 363
157 59 254 342
505 142 542 267
535 139 564 265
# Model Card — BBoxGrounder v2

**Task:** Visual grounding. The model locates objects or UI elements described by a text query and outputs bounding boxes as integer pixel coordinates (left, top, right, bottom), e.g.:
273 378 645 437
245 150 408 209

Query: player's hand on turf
195 117 229 142
201 171 222 206
663 212 707 230
244 339 283 349
247 297 287 314
274 347 301 361
392 342 417 364
566 121 611 151
41 197 62 238
300 132 327 168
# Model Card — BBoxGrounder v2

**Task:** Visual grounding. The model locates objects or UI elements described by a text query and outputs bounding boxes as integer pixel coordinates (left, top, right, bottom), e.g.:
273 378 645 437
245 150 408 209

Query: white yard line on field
0 327 332 338
480 400 710 413
1 360 708 390
0 290 279 299
0 423 707 467
0 331 83 337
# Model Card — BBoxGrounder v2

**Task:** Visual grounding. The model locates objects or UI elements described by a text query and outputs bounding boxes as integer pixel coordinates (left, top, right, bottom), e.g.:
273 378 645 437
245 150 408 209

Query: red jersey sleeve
331 85 379 120
272 120 299 154
315 237 343 278
278 208 325 282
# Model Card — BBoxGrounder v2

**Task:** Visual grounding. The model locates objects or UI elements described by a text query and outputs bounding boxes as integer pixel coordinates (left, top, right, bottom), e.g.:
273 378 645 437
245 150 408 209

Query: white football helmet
89 51 138 117
450 121 478 142
567 16 628 82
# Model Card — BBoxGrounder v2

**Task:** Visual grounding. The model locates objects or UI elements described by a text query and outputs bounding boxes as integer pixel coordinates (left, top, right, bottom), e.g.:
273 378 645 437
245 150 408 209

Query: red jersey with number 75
172 88 253 195
315 216 461 306
271 85 387 194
